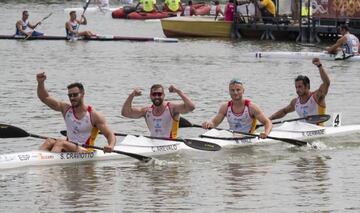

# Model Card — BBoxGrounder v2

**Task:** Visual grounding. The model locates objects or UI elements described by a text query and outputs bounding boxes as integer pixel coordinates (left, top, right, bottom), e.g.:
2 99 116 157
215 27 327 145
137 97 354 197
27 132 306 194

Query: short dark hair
23 10 28 15
150 84 164 92
295 75 310 88
69 11 76 16
67 82 84 92
340 24 349 32
214 0 219 5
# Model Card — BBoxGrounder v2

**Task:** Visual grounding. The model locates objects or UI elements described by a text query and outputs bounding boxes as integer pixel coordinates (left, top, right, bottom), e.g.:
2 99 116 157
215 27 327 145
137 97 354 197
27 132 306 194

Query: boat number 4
332 113 342 127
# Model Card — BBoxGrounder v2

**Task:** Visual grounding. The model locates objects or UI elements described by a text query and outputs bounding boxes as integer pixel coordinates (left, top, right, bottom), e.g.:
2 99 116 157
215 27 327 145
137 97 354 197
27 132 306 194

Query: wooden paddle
0 123 152 162
60 130 221 151
178 117 308 146
24 12 53 40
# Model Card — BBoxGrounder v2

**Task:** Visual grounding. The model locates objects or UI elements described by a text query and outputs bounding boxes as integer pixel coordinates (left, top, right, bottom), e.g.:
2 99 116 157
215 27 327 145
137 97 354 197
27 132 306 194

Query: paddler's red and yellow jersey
295 93 326 119
64 106 99 148
226 99 257 133
145 102 179 138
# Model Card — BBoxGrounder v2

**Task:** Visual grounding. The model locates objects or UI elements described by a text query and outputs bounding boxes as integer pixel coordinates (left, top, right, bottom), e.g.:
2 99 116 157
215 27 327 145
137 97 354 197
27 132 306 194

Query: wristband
317 64 322 68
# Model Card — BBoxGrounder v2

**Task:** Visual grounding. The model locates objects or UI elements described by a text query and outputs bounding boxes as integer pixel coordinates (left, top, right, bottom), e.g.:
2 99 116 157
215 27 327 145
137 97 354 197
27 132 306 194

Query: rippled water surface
1 1 360 212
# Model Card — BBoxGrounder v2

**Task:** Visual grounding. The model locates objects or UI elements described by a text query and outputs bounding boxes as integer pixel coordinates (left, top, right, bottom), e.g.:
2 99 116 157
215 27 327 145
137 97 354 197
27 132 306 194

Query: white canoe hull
64 7 120 13
0 135 189 170
194 122 360 147
252 51 360 61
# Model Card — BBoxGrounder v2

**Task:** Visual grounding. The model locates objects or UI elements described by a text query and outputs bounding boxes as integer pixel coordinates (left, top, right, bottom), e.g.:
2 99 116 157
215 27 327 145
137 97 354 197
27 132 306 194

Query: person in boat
202 79 272 139
269 58 330 125
121 84 195 139
181 0 196 16
224 0 235 21
135 0 159 13
65 11 96 39
210 0 224 20
163 0 183 13
256 0 276 23
326 25 360 58
36 72 116 153
15 10 44 37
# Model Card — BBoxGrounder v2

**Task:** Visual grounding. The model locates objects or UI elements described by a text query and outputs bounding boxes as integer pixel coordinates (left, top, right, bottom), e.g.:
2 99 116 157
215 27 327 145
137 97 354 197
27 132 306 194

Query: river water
1 1 360 212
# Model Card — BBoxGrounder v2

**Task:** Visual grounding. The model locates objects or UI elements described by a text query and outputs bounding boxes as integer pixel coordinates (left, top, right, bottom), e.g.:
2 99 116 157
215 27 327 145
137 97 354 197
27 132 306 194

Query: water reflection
289 155 331 207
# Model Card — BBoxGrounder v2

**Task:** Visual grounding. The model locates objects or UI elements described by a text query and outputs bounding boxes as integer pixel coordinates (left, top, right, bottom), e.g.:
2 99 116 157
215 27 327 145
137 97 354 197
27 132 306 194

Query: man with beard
36 72 116 153
121 84 195 138
202 79 272 139
269 58 330 125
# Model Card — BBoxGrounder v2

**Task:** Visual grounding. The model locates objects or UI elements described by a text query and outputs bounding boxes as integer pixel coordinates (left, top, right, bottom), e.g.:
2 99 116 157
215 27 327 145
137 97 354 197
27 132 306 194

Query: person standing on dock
65 11 96 39
257 0 276 23
210 0 224 20
326 25 359 58
224 0 235 21
202 79 272 139
181 0 196 16
269 58 330 125
36 72 116 153
15 11 44 37
121 85 195 139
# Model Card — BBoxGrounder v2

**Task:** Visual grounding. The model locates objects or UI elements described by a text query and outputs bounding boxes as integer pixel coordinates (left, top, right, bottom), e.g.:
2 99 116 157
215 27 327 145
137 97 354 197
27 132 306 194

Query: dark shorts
260 8 274 23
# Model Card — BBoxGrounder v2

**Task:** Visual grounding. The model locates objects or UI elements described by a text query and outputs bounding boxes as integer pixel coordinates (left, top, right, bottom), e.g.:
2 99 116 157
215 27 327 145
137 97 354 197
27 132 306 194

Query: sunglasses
68 93 80 98
151 92 163 97
229 79 243 85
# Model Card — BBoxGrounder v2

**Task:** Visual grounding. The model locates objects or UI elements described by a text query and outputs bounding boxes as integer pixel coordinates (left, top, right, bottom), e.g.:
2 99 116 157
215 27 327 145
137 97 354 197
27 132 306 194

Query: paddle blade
305 114 330 124
179 117 194 128
83 0 91 10
0 124 30 138
268 136 307 147
60 130 67 136
182 139 221 151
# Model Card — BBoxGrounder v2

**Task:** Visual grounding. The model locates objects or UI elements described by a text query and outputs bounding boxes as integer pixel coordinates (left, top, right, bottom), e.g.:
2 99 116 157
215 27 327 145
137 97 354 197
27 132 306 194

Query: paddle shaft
255 114 331 129
24 12 52 40
78 0 91 32
60 130 221 151
29 133 150 160
0 124 152 162
182 121 307 146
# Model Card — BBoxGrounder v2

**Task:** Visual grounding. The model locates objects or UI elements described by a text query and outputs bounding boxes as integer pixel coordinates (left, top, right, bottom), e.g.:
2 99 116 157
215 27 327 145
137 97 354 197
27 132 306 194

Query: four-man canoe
0 35 178 42
252 51 360 61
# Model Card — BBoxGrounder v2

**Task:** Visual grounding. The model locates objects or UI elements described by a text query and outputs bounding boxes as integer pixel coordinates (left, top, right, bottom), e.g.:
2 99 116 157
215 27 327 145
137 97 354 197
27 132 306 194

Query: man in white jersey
15 10 44 37
36 72 116 153
202 79 272 139
269 58 330 124
326 25 359 57
121 84 195 139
